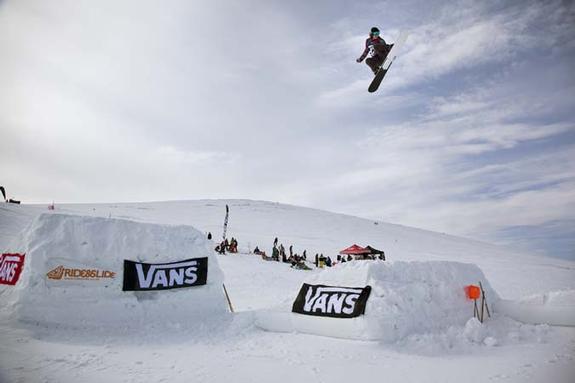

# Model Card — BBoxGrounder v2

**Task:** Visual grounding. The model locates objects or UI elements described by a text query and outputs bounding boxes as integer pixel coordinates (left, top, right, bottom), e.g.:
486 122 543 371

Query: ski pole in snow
479 281 491 320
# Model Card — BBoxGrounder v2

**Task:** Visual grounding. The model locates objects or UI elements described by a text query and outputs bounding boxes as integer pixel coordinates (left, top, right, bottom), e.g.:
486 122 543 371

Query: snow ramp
0 213 229 331
256 260 499 341
495 290 575 327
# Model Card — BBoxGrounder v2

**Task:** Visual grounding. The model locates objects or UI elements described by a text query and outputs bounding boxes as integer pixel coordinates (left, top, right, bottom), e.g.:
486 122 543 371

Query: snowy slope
3 199 572 299
0 200 574 383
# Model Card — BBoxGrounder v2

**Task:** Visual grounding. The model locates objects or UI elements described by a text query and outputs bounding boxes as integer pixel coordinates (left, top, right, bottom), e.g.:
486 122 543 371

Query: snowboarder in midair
356 27 392 75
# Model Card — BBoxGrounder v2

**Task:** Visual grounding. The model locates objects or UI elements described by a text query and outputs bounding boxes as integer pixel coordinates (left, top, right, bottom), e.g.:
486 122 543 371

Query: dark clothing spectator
228 238 238 253
207 232 212 240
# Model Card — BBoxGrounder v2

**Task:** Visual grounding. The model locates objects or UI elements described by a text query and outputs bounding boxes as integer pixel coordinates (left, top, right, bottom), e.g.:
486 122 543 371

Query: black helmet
370 27 380 34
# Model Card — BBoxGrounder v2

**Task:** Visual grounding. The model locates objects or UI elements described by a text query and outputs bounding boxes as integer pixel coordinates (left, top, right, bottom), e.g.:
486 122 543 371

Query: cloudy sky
1 0 574 259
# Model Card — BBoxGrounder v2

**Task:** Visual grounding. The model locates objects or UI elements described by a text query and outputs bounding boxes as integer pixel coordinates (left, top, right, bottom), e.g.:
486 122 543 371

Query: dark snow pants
366 44 392 73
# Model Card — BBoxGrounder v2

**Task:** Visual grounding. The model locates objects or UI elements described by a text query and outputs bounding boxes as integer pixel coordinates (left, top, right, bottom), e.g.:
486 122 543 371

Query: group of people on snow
212 233 239 255
210 232 385 270
255 238 311 270
258 237 386 270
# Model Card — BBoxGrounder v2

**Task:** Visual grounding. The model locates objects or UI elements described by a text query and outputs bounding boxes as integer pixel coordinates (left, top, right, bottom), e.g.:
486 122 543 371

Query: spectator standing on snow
318 254 326 268
207 232 212 240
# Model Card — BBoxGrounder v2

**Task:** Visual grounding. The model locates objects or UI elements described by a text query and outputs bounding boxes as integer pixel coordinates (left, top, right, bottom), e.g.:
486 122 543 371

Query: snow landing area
497 290 575 327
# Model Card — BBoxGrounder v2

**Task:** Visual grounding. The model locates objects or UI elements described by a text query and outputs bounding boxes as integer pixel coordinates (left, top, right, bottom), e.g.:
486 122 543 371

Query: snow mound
496 289 575 326
0 213 230 332
256 260 499 341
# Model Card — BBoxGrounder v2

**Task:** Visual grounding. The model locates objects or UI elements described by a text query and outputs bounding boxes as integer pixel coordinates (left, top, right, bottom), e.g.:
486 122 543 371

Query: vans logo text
123 257 208 291
292 284 371 318
0 253 25 286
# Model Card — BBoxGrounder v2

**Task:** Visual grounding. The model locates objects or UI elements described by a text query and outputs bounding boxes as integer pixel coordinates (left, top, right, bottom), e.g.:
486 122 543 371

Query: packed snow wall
256 260 499 341
0 213 229 330
496 290 575 327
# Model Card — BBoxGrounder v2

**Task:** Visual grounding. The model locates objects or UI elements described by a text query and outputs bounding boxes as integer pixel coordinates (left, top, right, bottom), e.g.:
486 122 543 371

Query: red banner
0 253 25 285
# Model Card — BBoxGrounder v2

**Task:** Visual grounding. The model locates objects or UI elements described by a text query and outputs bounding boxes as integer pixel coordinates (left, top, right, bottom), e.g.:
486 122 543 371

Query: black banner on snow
291 283 371 318
123 257 208 291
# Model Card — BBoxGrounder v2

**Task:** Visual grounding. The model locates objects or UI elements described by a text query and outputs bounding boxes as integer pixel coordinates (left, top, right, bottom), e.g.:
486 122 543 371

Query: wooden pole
479 281 491 319
223 283 234 313
479 282 485 323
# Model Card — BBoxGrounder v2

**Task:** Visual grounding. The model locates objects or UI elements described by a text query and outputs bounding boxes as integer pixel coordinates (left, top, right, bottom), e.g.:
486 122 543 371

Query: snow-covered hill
0 200 574 382
3 199 573 298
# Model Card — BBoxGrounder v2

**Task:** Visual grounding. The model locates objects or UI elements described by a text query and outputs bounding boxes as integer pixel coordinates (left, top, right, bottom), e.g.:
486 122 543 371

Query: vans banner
123 257 208 291
292 284 371 318
0 253 25 286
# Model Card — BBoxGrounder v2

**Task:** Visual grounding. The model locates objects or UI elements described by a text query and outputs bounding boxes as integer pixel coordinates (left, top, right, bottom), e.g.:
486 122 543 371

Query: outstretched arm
357 48 369 62
356 40 369 62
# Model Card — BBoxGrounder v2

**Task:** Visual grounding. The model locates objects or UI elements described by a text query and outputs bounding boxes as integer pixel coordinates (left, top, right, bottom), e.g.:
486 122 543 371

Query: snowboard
368 66 389 93
368 31 409 93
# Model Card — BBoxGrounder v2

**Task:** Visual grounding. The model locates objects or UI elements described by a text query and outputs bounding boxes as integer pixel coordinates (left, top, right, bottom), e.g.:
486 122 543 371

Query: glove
356 58 362 63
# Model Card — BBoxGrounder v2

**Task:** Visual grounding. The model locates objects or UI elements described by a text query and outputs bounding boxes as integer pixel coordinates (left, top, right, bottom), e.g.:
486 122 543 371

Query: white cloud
0 0 574 257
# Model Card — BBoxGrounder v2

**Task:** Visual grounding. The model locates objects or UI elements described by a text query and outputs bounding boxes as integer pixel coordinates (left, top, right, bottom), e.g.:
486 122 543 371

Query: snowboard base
368 67 388 93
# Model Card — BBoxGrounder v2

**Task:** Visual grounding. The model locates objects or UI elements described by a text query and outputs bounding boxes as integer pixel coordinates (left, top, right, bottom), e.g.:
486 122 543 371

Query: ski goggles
371 31 380 36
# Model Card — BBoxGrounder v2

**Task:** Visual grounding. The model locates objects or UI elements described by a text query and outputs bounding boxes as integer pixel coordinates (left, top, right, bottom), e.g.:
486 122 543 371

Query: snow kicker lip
122 257 208 291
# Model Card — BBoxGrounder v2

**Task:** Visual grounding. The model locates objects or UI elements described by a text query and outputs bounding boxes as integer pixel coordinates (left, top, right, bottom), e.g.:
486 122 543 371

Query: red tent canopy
339 244 370 255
